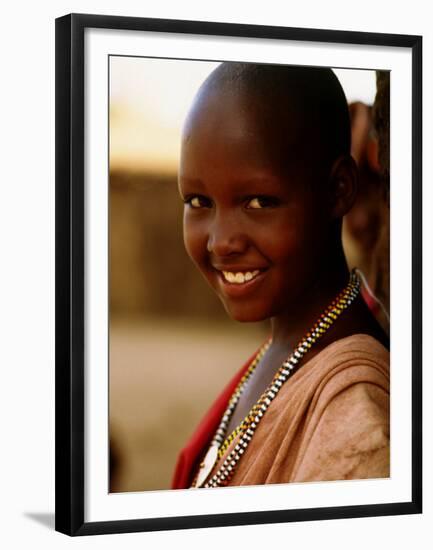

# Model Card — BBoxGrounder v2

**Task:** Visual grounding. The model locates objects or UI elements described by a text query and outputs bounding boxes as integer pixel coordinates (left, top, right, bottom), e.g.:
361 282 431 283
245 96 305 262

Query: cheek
183 216 207 267
261 216 320 277
262 218 308 259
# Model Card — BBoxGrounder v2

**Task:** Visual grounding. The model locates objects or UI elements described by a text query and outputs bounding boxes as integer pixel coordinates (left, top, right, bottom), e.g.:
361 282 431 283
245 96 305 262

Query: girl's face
178 89 332 322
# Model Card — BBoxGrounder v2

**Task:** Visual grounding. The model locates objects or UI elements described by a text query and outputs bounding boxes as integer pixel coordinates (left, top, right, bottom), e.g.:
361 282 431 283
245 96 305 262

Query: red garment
171 349 260 490
361 287 380 316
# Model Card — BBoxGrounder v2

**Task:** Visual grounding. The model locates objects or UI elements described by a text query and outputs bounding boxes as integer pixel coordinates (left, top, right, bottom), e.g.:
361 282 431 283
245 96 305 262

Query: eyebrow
234 174 283 186
177 176 206 201
178 175 204 185
179 174 284 187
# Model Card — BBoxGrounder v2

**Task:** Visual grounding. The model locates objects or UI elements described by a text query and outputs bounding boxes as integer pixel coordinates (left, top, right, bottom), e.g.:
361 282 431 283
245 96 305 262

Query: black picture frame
55 12 422 536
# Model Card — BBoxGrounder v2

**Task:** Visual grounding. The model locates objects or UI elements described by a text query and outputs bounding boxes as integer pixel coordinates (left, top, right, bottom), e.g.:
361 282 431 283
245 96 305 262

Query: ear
327 154 358 218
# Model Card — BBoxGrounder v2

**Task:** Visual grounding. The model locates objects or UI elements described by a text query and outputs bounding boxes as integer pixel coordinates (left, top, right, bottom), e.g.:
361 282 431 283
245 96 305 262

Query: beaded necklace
191 270 361 489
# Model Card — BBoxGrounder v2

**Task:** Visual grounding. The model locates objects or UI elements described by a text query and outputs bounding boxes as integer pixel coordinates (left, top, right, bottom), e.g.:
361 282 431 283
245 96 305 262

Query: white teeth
226 272 236 283
234 273 244 284
222 270 260 284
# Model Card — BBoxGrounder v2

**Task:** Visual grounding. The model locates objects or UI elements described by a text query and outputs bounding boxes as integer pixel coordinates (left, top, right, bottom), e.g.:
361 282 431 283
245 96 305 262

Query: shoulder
292 335 390 482
314 333 389 372
302 333 389 402
294 381 389 482
306 333 390 443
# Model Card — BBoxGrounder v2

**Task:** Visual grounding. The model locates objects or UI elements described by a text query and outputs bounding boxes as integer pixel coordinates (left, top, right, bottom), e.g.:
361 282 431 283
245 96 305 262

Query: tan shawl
209 334 390 486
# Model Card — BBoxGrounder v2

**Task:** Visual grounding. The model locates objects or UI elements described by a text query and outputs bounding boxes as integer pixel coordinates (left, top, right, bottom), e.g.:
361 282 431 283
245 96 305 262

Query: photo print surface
108 56 390 493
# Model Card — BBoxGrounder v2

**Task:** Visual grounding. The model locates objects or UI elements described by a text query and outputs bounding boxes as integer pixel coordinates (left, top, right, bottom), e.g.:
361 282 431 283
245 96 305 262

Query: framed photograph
55 13 422 536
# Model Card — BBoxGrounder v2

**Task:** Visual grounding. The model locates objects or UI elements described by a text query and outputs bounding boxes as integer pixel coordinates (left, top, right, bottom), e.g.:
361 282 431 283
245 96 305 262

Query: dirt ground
109 317 267 492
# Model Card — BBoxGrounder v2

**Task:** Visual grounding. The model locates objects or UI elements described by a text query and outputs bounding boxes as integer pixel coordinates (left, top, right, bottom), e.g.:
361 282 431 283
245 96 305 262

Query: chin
223 303 270 323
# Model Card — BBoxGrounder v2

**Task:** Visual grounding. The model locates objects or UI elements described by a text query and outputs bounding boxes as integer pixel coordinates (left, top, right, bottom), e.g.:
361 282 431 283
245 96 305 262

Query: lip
213 267 268 298
211 264 268 272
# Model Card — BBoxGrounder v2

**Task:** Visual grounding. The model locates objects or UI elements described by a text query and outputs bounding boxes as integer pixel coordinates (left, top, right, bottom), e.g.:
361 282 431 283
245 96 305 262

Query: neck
270 245 350 353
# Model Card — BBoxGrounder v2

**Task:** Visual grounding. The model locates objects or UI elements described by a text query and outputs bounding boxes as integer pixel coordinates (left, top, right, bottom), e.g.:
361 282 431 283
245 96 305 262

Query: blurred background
109 57 389 492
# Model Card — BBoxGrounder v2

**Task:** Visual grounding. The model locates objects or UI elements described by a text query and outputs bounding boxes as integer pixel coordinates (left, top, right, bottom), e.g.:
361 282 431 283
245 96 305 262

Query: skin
178 78 389 434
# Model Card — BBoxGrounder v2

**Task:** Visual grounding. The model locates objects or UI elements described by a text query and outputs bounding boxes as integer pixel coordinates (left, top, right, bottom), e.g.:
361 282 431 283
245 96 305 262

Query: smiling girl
172 63 389 489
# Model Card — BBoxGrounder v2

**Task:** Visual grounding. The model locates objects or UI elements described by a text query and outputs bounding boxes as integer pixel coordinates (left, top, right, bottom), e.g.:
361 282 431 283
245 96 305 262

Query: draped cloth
171 334 389 489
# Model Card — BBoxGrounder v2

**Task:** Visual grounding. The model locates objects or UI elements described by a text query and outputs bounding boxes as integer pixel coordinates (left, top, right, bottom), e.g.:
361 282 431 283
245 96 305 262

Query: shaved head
184 62 351 183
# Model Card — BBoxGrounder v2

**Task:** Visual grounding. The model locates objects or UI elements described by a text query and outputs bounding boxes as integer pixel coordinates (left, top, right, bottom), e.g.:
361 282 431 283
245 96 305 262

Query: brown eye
246 196 280 209
185 195 212 209
191 197 202 208
247 197 263 209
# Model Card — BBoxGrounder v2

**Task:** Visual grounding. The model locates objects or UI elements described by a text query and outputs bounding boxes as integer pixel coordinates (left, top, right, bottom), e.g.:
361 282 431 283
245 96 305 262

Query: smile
222 270 260 284
213 267 268 299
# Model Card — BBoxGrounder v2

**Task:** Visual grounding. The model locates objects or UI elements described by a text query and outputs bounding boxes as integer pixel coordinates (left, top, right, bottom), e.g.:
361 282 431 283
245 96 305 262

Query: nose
207 211 248 257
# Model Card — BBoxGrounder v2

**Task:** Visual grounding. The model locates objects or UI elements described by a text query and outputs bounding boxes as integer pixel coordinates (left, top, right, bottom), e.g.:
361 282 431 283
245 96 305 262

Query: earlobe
328 155 358 218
